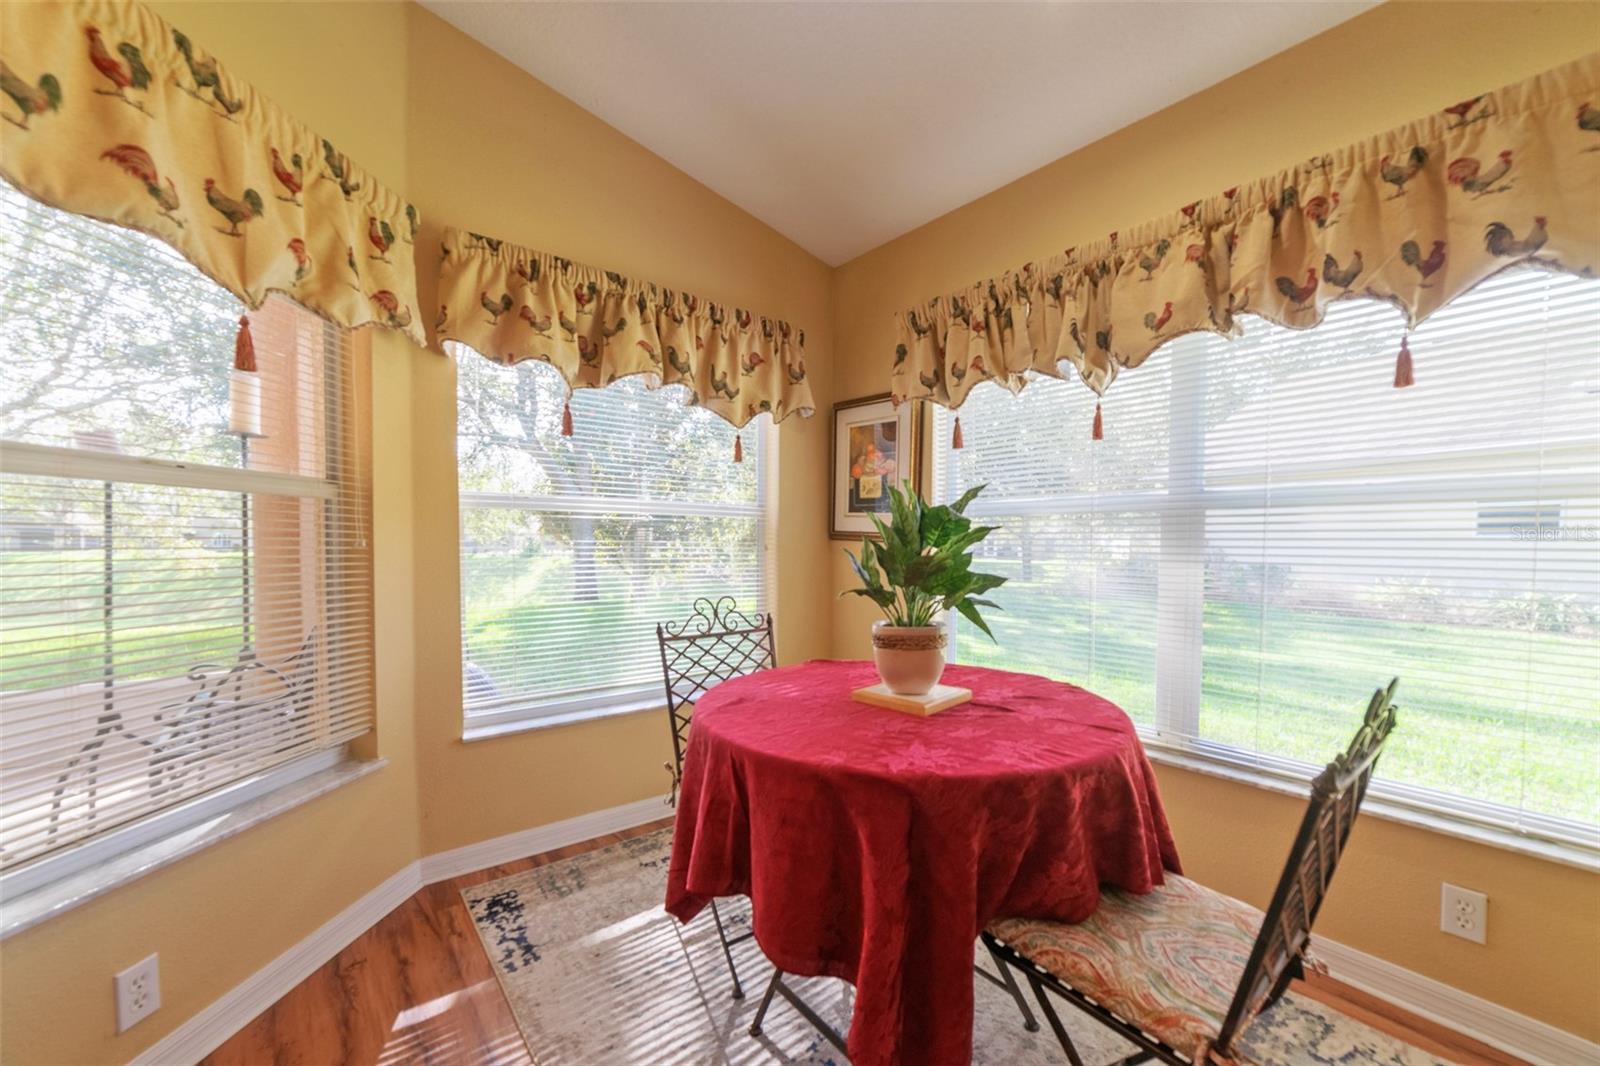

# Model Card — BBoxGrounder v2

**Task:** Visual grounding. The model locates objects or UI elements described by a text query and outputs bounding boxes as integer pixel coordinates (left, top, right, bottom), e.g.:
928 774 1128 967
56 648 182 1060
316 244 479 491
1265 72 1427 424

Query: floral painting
832 394 921 539
848 421 900 512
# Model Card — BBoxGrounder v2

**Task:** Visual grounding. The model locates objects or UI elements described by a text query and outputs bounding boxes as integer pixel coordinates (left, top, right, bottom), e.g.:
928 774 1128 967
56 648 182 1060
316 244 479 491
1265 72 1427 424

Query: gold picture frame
830 393 923 540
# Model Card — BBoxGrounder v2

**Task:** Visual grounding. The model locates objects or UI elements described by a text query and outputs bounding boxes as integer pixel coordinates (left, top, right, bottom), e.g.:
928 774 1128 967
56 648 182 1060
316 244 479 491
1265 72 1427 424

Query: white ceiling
423 1 1372 266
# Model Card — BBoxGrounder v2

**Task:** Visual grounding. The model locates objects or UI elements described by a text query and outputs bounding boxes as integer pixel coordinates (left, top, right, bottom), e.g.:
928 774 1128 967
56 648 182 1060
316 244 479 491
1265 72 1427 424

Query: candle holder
228 315 263 656
228 366 263 440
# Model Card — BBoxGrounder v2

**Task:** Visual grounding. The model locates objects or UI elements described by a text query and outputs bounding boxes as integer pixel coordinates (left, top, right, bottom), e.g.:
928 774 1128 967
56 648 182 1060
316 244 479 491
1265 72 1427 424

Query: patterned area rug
462 829 1449 1065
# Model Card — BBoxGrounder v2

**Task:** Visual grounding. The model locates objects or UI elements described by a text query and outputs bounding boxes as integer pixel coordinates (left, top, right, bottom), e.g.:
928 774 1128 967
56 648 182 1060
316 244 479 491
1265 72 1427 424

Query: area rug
462 829 1449 1066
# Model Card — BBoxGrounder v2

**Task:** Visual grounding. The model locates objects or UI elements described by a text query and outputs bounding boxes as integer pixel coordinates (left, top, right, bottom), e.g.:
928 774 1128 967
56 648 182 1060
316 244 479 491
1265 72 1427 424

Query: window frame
0 458 372 909
455 403 771 736
0 283 376 906
0 745 346 905
936 299 1600 862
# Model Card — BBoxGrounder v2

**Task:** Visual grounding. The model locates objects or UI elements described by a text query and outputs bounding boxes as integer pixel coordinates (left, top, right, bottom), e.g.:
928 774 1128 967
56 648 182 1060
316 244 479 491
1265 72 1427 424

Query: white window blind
936 267 1600 847
455 355 766 727
0 181 374 878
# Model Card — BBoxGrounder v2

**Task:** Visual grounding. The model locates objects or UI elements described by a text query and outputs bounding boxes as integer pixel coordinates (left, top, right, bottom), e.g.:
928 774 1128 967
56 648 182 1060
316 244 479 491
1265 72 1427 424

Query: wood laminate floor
203 821 1525 1066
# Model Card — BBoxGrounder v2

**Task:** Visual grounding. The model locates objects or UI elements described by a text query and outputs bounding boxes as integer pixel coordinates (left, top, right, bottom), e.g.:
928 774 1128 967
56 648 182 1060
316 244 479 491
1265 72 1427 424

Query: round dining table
664 659 1182 1066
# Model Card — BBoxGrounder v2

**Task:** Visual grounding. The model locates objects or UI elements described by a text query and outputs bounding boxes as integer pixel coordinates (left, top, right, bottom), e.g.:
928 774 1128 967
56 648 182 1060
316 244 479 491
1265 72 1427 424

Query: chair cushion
987 875 1269 1061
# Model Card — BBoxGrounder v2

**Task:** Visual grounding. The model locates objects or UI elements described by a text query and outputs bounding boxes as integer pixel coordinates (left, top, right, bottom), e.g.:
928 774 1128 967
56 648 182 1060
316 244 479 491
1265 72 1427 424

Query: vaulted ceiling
423 2 1372 265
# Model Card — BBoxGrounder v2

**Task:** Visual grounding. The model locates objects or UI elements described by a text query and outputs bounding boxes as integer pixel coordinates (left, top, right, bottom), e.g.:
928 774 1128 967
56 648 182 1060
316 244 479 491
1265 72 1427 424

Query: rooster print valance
437 227 816 431
891 52 1600 429
0 0 424 346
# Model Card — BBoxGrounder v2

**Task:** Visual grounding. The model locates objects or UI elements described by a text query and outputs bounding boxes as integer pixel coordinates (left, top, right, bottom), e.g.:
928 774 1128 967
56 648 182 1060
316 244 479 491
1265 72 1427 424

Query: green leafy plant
843 482 1008 639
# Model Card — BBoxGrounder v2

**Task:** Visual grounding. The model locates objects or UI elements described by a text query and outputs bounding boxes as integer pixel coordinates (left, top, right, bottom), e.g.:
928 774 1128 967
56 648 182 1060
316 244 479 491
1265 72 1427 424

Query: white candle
229 369 262 438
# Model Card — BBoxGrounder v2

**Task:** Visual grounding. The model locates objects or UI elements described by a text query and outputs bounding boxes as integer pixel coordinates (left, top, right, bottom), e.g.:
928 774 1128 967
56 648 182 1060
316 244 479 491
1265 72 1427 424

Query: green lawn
1 548 248 688
460 553 761 705
958 598 1600 825
1 545 751 707
461 553 635 699
9 543 1593 827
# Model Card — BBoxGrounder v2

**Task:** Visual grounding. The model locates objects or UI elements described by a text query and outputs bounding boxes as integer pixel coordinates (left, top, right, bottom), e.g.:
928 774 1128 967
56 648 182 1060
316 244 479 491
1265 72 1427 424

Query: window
935 267 1600 848
0 181 374 888
455 356 766 730
1475 504 1561 538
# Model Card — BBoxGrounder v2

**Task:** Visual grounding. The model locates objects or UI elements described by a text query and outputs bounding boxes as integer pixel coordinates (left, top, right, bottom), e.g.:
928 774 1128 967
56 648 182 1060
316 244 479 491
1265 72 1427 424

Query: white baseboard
418 794 672 885
1313 937 1600 1065
129 859 422 1066
130 794 1594 1066
129 793 669 1066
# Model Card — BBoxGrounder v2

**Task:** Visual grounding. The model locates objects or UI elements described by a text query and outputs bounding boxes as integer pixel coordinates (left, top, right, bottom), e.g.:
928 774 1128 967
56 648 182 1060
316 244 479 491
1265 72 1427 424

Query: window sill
462 697 665 742
1142 743 1600 874
0 756 387 939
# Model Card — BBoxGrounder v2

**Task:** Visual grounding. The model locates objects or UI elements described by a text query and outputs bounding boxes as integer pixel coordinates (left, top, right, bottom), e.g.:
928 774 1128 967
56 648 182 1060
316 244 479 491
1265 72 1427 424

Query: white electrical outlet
115 953 161 1032
1440 883 1488 944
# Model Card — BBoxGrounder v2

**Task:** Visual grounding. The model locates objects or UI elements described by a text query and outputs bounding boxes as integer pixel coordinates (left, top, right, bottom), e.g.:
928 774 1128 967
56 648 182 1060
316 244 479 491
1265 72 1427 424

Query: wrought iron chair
659 597 1039 1040
656 595 777 1000
983 679 1400 1066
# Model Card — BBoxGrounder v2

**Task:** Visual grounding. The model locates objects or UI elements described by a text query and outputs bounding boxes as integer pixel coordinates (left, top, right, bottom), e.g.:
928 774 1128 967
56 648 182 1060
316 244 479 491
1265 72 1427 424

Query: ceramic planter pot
871 622 947 696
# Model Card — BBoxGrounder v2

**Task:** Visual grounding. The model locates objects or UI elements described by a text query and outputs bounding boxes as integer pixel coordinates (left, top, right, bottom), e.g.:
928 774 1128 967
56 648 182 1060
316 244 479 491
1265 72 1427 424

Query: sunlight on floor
381 979 532 1066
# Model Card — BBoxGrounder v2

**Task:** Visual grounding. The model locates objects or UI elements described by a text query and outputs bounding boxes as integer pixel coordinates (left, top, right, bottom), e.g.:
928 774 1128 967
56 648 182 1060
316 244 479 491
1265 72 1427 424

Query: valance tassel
561 399 574 437
951 416 964 450
233 315 256 373
1092 402 1104 441
1393 335 1415 389
733 434 744 464
228 316 262 437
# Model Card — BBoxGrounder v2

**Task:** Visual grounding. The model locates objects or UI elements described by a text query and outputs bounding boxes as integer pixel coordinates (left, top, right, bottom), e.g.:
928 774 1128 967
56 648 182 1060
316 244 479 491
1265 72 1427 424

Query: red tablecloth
664 660 1181 1066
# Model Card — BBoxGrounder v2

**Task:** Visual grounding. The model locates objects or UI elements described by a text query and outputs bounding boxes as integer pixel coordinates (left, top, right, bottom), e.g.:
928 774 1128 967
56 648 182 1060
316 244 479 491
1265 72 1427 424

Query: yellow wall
827 0 1600 1041
0 2 833 1062
400 2 834 855
3 2 1598 1062
0 5 428 1063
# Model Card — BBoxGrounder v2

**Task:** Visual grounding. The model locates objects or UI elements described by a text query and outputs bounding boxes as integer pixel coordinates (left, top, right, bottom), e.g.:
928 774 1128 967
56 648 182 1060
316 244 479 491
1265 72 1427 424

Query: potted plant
843 482 1007 695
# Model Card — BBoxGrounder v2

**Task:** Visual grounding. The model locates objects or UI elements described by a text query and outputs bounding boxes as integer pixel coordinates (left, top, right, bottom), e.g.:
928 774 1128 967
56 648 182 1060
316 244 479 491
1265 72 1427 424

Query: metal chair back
656 596 776 802
1212 678 1399 1057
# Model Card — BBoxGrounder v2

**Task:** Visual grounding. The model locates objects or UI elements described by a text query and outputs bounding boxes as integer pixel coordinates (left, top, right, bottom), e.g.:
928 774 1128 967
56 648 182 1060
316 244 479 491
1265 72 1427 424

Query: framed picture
830 393 923 539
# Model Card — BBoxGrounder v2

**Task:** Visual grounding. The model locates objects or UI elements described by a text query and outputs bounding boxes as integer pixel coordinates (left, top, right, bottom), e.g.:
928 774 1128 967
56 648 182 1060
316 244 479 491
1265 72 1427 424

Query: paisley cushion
987 875 1269 1061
